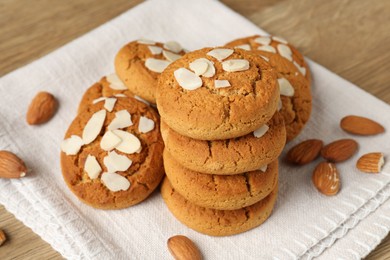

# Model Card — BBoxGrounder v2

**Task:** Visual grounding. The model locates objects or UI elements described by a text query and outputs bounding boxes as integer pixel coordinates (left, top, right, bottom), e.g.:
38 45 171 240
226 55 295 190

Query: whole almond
0 151 27 178
0 230 6 246
167 235 202 260
286 139 323 165
26 91 57 125
312 162 340 196
356 152 385 173
340 115 384 136
321 139 358 162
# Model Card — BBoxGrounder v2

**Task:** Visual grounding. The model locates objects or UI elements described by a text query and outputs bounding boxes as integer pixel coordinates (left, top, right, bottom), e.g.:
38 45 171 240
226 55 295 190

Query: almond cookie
164 149 278 210
226 38 312 142
161 112 285 175
115 39 186 104
61 96 164 209
156 47 279 140
161 178 278 236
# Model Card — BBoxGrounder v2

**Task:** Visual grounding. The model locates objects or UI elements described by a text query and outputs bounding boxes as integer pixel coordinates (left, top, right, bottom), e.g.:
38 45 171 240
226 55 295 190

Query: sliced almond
163 50 182 62
145 58 171 73
106 74 127 90
148 45 163 55
164 41 182 53
257 45 276 53
286 139 323 165
112 130 141 154
174 68 203 90
100 131 122 151
167 235 202 260
61 135 83 155
312 162 340 196
104 98 117 112
272 36 288 44
254 36 271 45
114 94 127 98
293 61 307 76
101 172 130 192
82 109 106 144
134 95 150 106
340 115 385 136
253 125 269 138
207 48 233 61
259 165 268 172
0 151 27 179
260 55 270 62
84 155 101 179
277 97 282 111
103 151 132 173
222 59 250 72
278 78 295 97
26 91 57 125
277 44 293 61
92 97 106 104
321 139 358 162
137 39 156 45
138 116 155 133
356 152 385 173
189 59 209 76
214 80 231 88
108 110 133 130
235 44 251 51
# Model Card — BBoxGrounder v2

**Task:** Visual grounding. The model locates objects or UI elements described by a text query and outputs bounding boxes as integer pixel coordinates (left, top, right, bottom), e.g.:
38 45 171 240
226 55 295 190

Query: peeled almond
174 68 203 90
254 36 271 45
61 135 83 155
145 58 171 73
138 116 155 133
222 59 250 72
100 131 122 151
207 48 233 61
82 110 106 144
108 110 133 130
278 78 295 97
101 172 130 192
253 125 269 138
112 130 141 154
84 155 101 179
106 74 127 90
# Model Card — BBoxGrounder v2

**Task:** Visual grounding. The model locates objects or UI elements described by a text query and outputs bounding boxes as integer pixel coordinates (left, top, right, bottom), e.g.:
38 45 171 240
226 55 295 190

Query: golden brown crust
161 112 285 174
161 177 278 236
61 98 164 209
164 149 278 210
156 47 279 140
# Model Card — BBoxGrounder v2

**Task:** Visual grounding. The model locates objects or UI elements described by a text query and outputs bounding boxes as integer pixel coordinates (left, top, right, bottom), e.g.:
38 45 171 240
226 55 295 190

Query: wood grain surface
0 0 389 259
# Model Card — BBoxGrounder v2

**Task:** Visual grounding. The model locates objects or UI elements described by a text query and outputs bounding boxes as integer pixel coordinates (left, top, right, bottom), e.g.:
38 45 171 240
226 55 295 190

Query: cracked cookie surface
156 47 279 140
164 149 278 210
61 98 164 209
161 112 285 174
161 177 278 236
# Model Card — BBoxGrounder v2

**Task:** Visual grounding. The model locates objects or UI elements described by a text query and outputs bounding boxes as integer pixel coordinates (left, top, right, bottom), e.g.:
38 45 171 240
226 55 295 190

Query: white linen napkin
1 0 390 259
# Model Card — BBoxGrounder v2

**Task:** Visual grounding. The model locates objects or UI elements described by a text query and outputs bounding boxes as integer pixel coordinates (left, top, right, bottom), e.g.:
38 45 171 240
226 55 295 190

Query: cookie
225 35 311 83
61 96 164 209
156 47 279 140
164 149 278 210
161 112 285 175
161 177 278 236
115 39 186 104
226 37 312 142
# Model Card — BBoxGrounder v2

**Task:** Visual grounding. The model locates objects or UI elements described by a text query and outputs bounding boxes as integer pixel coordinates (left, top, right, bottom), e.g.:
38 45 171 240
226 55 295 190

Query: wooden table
0 0 389 259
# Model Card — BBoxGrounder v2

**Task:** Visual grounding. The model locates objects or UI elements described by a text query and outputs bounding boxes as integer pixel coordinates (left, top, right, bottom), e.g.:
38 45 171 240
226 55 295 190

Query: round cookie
161 112 285 175
61 97 164 209
161 177 278 236
226 38 312 142
225 35 311 83
115 40 186 104
164 149 278 210
156 47 280 140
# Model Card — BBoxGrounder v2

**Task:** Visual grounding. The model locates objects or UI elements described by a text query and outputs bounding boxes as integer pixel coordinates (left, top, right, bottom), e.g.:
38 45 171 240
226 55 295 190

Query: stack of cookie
157 47 287 236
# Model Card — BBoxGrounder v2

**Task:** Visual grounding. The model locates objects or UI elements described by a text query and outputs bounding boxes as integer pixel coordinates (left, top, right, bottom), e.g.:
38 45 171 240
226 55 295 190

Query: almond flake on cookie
114 94 127 98
82 109 106 144
137 38 156 45
222 59 250 72
277 97 282 111
235 44 251 51
257 45 276 53
163 41 182 53
138 116 155 133
100 131 122 151
145 58 171 73
214 80 231 88
259 165 268 172
277 44 293 61
84 155 102 179
104 98 117 112
101 172 130 192
103 151 132 173
260 55 270 62
61 135 83 155
148 45 163 55
278 78 295 97
134 95 150 106
163 50 182 62
207 48 234 61
272 36 288 44
112 130 141 154
189 58 215 77
253 125 269 138
92 97 106 104
108 110 133 130
106 74 127 90
254 36 271 45
174 68 202 90
293 61 307 76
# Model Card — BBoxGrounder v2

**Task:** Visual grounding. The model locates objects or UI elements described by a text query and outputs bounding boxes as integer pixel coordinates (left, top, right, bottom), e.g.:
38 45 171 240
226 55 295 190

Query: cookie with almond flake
60 97 164 209
115 39 186 104
161 177 278 236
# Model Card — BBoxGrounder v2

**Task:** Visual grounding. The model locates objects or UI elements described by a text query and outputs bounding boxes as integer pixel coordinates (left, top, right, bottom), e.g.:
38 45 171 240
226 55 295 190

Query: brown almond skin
340 115 385 136
0 230 6 246
321 139 358 162
312 162 340 196
286 139 323 165
0 150 27 178
356 152 384 173
168 235 202 260
26 91 58 125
